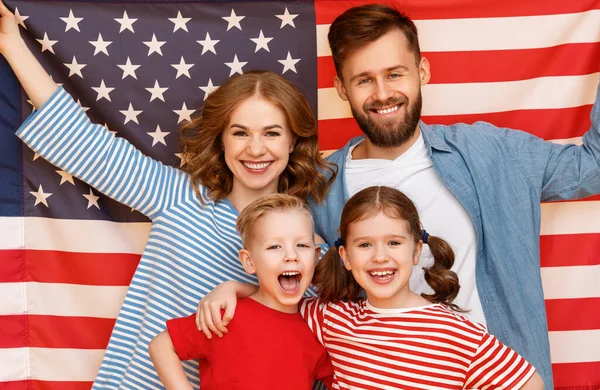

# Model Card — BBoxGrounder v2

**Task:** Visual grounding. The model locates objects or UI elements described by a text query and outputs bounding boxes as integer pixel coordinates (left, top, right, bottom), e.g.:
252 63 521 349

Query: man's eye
389 73 400 79
358 78 371 85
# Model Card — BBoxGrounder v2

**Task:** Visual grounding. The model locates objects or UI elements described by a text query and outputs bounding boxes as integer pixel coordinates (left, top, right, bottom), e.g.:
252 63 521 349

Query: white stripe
27 282 126 318
0 348 28 381
0 282 26 315
316 10 600 56
549 329 600 363
541 201 600 235
318 73 599 119
0 216 23 249
30 347 104 381
541 265 600 300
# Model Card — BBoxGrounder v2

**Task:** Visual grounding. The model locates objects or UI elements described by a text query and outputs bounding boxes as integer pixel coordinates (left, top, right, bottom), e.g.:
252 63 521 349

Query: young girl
198 186 544 389
0 3 334 389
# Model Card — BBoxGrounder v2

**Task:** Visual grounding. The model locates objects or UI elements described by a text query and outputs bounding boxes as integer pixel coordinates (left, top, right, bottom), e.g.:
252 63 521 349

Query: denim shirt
309 82 600 389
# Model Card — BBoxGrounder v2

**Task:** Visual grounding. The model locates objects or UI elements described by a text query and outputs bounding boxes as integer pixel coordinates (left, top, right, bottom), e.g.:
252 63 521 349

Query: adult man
309 4 600 389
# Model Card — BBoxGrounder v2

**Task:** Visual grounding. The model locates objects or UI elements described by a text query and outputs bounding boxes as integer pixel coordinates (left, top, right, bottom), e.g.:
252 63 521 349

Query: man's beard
351 92 422 148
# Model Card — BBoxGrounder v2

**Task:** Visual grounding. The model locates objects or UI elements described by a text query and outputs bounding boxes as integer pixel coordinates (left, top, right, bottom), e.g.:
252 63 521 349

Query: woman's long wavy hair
180 70 336 203
313 186 463 311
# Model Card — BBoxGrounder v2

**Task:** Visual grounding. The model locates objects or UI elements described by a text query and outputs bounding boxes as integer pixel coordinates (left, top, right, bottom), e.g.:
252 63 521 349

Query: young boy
148 194 334 389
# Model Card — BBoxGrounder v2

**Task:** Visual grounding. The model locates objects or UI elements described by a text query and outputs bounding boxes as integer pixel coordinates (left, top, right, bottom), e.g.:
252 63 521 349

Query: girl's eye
358 242 371 248
388 240 401 246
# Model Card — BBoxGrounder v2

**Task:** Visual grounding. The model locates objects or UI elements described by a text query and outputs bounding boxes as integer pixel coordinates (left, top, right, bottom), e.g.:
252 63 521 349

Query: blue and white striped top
17 87 320 389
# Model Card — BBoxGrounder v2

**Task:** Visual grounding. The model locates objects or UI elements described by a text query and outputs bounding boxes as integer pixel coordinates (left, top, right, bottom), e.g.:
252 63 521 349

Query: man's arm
148 331 194 390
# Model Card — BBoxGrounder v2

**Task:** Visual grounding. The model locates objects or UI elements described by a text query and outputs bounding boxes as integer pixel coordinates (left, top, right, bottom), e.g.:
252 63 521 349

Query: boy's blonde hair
236 194 313 247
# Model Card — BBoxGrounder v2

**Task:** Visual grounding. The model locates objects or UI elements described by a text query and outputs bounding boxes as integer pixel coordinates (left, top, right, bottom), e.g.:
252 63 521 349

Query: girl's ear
413 240 423 266
239 249 256 274
339 245 352 271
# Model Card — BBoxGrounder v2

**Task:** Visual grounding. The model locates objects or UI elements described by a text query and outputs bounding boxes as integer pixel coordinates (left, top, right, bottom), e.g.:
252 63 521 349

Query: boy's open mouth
278 271 301 293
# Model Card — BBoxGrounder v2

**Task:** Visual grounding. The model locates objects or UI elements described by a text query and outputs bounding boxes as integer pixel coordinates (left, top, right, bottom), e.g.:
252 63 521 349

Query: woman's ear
239 249 256 274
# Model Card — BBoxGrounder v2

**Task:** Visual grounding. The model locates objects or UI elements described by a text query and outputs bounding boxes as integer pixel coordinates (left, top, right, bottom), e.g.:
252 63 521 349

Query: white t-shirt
345 135 486 326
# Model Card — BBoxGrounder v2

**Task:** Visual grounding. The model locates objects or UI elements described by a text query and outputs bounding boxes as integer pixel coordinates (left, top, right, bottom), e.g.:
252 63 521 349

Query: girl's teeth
370 270 394 276
376 106 399 114
244 162 270 169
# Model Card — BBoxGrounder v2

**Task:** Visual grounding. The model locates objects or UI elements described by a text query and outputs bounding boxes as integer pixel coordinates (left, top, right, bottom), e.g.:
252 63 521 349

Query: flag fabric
0 0 598 389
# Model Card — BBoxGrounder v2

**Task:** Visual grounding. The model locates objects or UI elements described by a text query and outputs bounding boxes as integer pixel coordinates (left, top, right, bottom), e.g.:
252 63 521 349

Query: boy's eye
267 244 281 250
297 243 311 248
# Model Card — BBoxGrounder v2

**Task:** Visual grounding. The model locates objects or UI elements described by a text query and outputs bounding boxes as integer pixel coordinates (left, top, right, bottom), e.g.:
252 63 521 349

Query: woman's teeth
243 161 271 169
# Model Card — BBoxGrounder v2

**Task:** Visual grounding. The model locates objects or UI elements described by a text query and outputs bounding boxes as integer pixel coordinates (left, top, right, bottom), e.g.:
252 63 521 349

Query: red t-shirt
167 297 333 389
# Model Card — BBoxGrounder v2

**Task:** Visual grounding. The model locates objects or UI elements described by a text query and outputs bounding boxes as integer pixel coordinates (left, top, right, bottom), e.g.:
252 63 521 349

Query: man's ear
239 249 256 274
334 75 349 101
339 245 352 271
419 57 431 86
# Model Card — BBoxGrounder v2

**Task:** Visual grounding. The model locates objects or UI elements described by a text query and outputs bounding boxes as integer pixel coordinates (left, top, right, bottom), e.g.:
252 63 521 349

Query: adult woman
0 2 335 388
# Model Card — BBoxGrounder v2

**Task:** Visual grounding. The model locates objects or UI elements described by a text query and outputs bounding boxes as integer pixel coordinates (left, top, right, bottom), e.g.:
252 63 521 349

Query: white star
171 56 194 79
14 8 29 29
36 32 58 54
63 56 87 78
168 11 191 32
173 102 195 123
199 79 219 101
147 125 170 147
115 10 137 33
145 80 169 102
60 9 83 32
30 185 52 207
119 103 142 124
250 30 273 53
104 123 117 135
56 170 75 185
143 33 166 56
222 9 244 31
278 51 300 74
174 153 189 167
117 57 140 79
197 32 219 55
83 188 100 209
225 54 247 76
92 80 114 102
33 153 40 161
276 8 298 29
89 33 112 56
76 99 90 112
26 99 35 110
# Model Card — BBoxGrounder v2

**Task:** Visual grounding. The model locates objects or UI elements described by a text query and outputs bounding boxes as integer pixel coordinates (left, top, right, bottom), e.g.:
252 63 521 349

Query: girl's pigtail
421 235 464 312
313 246 362 303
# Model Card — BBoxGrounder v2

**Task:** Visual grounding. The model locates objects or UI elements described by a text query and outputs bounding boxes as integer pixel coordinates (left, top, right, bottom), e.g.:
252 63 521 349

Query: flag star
171 56 194 79
119 103 142 124
222 9 244 31
26 99 35 110
199 79 219 101
278 51 300 74
56 170 75 185
104 123 117 135
225 54 247 76
30 185 52 207
60 9 83 32
76 99 90 112
92 80 115 102
147 125 170 146
64 56 87 78
83 188 100 209
169 10 191 32
14 8 29 29
197 32 219 55
250 30 273 53
174 153 189 167
117 57 140 79
143 33 166 56
33 153 40 161
276 8 298 29
89 33 112 56
145 80 169 102
36 32 58 54
115 10 137 33
173 102 195 123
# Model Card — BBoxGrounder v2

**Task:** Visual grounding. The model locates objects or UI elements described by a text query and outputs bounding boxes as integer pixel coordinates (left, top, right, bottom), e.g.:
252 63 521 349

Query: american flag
0 0 598 389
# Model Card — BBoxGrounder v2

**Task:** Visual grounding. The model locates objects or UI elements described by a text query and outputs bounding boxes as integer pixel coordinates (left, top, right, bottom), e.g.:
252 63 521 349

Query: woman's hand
195 281 258 339
0 1 23 55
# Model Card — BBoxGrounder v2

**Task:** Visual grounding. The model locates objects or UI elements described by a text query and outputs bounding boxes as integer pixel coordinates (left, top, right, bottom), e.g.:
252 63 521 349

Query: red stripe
541 234 600 267
546 298 600 331
0 316 27 348
317 105 593 150
0 382 91 390
553 361 600 389
0 249 140 286
315 0 600 24
318 44 600 86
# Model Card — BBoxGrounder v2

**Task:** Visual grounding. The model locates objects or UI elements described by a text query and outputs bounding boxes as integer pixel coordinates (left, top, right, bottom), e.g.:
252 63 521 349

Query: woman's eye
265 131 280 137
232 131 247 137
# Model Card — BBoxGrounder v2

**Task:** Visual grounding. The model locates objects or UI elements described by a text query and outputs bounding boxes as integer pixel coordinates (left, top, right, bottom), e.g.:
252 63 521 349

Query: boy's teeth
376 106 399 114
243 161 270 169
282 271 300 276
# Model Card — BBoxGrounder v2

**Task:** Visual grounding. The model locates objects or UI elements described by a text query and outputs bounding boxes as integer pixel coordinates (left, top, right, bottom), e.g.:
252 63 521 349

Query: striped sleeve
299 297 327 345
465 332 536 389
16 87 195 219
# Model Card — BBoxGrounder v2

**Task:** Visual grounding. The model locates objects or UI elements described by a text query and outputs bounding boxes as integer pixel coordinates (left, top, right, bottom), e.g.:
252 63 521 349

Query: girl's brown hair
313 186 462 311
180 70 336 202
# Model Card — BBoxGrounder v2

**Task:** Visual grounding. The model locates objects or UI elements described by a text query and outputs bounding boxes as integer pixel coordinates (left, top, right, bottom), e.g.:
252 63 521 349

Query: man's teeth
369 270 395 277
375 106 399 115
243 161 271 169
281 271 300 276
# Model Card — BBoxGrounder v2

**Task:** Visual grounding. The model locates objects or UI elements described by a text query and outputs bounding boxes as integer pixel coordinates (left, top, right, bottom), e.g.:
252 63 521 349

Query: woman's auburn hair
180 70 336 203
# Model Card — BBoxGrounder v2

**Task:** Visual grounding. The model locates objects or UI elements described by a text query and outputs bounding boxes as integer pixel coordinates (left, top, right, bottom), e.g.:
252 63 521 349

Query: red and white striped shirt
300 298 536 390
